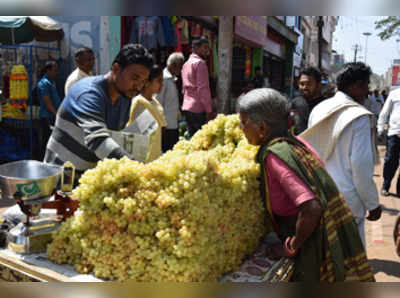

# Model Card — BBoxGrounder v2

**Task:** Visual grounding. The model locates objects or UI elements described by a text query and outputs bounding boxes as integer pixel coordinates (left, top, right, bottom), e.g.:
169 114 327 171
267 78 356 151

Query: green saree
256 136 375 282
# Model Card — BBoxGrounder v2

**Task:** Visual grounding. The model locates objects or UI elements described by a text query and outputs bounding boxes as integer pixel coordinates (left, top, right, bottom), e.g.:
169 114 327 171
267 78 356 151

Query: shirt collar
190 53 203 61
78 68 92 76
164 67 174 79
43 74 55 83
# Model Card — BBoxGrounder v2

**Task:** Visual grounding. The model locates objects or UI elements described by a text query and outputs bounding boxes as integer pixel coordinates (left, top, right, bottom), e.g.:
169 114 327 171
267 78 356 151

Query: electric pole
363 32 371 64
217 17 233 114
352 44 362 62
317 16 324 70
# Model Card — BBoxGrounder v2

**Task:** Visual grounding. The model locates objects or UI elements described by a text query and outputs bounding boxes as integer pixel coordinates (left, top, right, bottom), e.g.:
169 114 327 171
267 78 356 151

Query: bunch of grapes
47 114 270 281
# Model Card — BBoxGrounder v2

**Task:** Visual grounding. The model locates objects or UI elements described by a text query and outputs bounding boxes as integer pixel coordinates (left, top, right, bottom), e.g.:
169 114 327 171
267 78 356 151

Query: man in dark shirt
37 61 62 160
252 66 264 88
291 67 335 134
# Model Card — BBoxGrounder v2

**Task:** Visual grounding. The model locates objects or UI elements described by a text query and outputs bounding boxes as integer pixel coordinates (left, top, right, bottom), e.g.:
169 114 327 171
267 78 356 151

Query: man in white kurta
157 52 184 152
301 62 382 247
64 47 95 95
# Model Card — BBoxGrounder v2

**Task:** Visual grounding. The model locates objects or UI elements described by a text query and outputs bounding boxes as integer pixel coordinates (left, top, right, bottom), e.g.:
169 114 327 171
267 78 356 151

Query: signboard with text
235 16 268 47
392 64 400 86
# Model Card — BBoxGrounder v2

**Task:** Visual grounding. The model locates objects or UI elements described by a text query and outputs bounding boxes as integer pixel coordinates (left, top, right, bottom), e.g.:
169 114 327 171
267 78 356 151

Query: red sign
392 65 400 86
235 16 268 47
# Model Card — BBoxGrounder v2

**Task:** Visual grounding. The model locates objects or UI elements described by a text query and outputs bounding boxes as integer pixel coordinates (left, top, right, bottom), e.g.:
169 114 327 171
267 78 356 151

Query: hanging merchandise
176 18 189 45
159 16 177 47
2 64 11 99
245 47 252 79
129 16 166 50
9 64 28 109
2 102 26 119
191 23 202 38
252 48 263 76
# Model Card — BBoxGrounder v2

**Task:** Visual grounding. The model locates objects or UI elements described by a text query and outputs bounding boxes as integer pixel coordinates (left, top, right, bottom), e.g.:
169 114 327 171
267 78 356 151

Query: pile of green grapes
47 114 269 281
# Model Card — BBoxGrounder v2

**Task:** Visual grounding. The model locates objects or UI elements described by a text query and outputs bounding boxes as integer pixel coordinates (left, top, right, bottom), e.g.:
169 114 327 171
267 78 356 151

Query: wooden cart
0 251 72 282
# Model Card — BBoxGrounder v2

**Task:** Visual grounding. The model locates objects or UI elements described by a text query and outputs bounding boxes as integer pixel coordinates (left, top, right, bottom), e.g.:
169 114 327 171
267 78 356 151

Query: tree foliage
375 16 400 40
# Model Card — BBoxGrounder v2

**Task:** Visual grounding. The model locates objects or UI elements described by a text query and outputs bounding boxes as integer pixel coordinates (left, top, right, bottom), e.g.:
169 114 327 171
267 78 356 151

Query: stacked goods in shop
2 102 27 120
47 114 270 281
9 65 29 109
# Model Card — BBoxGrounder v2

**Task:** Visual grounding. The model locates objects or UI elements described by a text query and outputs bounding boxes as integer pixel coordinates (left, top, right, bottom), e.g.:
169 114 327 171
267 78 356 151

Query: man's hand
366 205 382 221
377 131 385 143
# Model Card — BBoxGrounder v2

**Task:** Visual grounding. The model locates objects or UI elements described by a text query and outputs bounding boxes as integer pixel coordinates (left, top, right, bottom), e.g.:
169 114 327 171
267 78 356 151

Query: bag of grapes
110 109 158 163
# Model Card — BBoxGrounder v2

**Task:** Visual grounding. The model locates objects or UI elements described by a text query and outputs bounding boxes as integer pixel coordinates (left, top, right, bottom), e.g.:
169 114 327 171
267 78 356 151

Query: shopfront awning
0 16 64 44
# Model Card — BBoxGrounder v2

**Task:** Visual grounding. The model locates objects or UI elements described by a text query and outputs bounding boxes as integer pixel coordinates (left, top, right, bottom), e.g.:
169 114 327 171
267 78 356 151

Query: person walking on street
377 87 400 197
301 62 382 247
157 52 185 152
181 36 213 138
290 67 335 135
64 47 95 95
37 61 62 160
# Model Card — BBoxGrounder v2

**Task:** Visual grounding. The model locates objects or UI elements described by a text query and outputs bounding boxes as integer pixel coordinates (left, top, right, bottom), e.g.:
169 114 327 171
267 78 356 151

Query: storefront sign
235 16 268 47
392 65 400 86
264 39 285 59
293 28 303 68
321 52 331 71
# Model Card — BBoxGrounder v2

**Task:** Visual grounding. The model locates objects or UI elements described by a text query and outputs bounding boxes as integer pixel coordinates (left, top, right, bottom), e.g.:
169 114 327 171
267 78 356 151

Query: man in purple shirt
181 36 213 137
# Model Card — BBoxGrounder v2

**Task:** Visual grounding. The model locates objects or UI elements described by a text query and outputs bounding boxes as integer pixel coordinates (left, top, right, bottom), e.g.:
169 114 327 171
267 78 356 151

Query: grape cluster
47 114 269 281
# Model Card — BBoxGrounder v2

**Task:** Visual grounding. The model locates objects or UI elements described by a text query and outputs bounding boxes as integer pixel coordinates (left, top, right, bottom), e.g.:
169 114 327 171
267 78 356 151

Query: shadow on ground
369 258 400 278
381 204 400 216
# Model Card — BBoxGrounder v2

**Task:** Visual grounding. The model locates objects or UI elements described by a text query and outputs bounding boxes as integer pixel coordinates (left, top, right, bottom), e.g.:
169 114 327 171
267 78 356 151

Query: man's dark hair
255 66 261 72
336 62 372 92
40 60 57 77
112 43 153 70
300 67 322 83
148 64 163 82
74 47 93 60
192 36 209 48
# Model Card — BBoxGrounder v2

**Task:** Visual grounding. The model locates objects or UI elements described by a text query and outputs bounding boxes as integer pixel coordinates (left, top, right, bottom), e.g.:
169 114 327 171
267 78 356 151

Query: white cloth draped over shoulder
300 91 380 225
300 91 379 165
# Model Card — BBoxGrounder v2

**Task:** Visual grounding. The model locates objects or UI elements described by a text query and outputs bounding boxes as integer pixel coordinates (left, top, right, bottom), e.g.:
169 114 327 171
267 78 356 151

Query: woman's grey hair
237 88 291 137
167 52 185 67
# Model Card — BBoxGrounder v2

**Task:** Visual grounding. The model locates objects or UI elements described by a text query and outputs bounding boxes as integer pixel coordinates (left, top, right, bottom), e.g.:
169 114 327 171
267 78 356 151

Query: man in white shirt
64 47 95 95
377 87 400 197
301 62 382 247
364 91 382 120
157 52 185 152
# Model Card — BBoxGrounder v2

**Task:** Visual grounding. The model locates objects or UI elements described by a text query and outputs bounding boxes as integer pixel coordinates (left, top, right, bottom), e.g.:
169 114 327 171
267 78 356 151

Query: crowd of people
32 35 400 281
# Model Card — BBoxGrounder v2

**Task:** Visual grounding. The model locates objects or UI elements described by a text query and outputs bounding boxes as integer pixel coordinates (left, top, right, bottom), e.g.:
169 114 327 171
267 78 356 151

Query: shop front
263 29 286 93
120 16 218 107
264 17 298 96
232 16 268 98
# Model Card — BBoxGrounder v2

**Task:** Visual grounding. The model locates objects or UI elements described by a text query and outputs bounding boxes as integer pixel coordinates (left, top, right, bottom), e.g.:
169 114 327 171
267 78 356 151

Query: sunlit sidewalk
366 145 400 282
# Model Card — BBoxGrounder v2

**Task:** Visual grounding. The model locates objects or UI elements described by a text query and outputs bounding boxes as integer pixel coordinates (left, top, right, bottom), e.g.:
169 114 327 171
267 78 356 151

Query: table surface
0 248 102 282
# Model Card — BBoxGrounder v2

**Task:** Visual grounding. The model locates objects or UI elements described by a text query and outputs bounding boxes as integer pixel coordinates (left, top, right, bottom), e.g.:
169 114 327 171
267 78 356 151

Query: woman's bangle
284 237 298 257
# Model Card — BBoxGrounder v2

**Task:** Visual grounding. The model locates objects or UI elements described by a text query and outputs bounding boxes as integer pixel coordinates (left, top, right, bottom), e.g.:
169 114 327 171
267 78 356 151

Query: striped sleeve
74 90 132 160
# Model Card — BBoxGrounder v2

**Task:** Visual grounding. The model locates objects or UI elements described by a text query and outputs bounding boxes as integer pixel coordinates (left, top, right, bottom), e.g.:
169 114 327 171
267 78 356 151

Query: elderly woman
237 88 374 282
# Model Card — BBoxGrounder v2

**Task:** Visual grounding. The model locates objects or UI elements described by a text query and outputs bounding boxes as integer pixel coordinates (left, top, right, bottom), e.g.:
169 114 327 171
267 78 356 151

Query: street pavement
0 144 399 281
365 145 400 282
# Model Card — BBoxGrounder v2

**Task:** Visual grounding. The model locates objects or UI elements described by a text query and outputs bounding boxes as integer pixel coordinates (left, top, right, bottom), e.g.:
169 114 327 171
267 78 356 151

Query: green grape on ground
47 114 271 281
